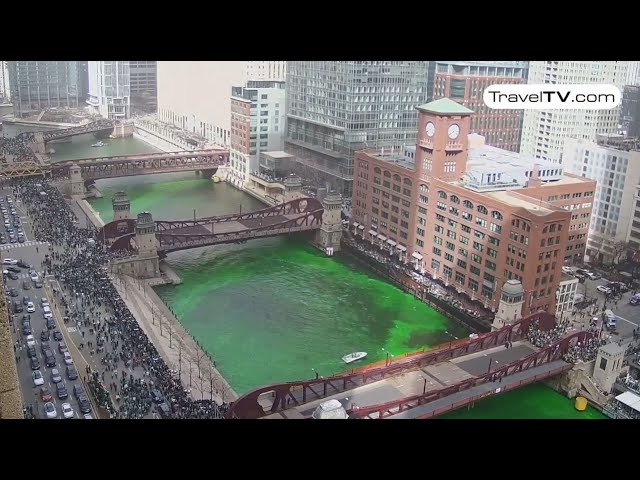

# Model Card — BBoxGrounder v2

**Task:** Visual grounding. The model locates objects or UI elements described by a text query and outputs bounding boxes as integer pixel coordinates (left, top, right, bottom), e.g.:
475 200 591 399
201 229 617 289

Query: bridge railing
226 311 553 418
349 330 591 419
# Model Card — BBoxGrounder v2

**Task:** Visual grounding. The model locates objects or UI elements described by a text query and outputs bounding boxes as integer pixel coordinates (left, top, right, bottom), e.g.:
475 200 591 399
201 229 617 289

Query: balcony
418 137 433 149
445 142 463 152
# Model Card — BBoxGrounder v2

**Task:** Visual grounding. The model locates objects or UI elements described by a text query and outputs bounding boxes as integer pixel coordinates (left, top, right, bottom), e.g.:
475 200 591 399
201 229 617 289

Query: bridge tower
31 131 46 154
69 164 85 196
283 174 304 202
112 191 131 221
133 212 159 278
315 191 343 254
592 343 625 394
491 280 524 331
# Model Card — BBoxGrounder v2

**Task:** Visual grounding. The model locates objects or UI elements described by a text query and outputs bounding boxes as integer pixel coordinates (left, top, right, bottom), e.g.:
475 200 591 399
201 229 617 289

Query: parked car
56 382 69 400
63 352 73 365
40 387 53 402
61 402 74 419
40 330 50 342
26 334 35 347
32 370 44 387
30 357 40 370
58 342 68 354
2 258 18 265
66 365 78 381
44 402 57 419
597 285 612 294
51 368 62 384
53 330 63 341
587 272 602 280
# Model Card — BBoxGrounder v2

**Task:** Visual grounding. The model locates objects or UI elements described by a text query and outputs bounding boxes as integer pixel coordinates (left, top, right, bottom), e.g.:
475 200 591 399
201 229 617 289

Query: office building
627 61 640 86
564 135 640 263
229 80 286 185
620 85 640 137
352 98 595 315
627 185 640 253
285 61 429 197
87 61 131 120
432 61 528 152
7 61 82 117
0 61 8 101
130 61 157 114
520 61 628 164
244 61 286 82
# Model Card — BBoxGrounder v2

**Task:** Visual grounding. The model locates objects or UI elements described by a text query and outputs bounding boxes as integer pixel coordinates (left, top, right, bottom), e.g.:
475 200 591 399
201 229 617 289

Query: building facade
627 61 640 86
432 61 528 152
628 185 640 253
7 61 82 117
563 135 640 263
520 61 628 164
0 61 8 101
129 61 157 114
87 61 131 120
244 61 286 82
285 61 429 197
352 98 595 315
229 80 286 185
620 85 640 137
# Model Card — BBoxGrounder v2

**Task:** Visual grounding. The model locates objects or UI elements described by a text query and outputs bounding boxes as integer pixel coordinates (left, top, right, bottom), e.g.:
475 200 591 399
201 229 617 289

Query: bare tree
613 240 630 265
207 367 215 401
197 375 206 401
195 348 207 380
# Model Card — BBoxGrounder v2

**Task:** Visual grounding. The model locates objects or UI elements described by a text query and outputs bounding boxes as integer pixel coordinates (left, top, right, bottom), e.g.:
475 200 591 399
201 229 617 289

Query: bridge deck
261 341 537 419
165 214 300 236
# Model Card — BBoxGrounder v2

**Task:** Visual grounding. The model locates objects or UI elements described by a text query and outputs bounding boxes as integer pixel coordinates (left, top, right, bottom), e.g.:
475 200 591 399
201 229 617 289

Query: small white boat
92 141 106 147
342 352 367 364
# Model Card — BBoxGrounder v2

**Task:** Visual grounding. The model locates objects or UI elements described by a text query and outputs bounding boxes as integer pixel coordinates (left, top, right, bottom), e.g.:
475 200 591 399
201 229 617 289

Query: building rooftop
535 173 594 187
363 149 416 171
436 60 528 68
601 342 625 356
485 191 555 216
417 98 474 116
262 150 294 159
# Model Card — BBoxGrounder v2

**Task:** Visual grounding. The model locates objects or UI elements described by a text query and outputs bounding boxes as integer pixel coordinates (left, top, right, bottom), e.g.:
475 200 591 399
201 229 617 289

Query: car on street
26 334 35 347
53 330 63 341
40 387 53 402
32 370 44 387
22 296 30 306
8 288 19 297
61 403 74 419
7 266 20 273
22 281 30 290
2 258 17 265
29 271 39 282
30 357 40 370
66 366 78 381
596 285 612 294
26 302 35 313
56 382 69 400
73 384 85 399
45 353 56 368
83 413 93 420
51 368 62 384
34 280 43 288
44 402 57 419
40 330 50 342
40 341 50 354
7 271 19 280
17 259 30 268
27 346 37 358
151 389 163 404
77 396 91 414
46 317 56 330
63 352 73 365
21 320 31 335
58 343 68 354
587 272 602 280
40 298 49 307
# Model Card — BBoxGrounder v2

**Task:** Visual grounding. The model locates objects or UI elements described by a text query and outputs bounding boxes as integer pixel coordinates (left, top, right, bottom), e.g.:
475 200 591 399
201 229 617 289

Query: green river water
5 124 605 418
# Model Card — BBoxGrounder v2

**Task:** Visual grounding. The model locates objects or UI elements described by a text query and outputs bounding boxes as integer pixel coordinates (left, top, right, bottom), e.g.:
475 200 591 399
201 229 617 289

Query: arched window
450 195 460 204
383 170 391 178
393 174 401 182
438 191 447 199
543 226 548 234
463 200 474 209
477 205 488 215
403 178 412 186
420 184 428 192
491 210 503 220
374 167 381 174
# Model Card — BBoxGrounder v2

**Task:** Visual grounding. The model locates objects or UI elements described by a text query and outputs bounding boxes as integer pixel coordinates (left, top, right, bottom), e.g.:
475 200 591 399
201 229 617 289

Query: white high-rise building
520 61 629 164
87 61 131 120
626 61 640 86
157 61 285 147
563 135 640 263
0 61 8 101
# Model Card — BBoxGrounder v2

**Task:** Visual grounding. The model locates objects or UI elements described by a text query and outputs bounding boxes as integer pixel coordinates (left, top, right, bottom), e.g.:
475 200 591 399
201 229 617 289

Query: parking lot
3 192 89 419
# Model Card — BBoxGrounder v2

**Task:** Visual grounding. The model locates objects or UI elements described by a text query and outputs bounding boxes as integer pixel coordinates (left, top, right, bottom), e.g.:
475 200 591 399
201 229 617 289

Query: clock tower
415 98 473 182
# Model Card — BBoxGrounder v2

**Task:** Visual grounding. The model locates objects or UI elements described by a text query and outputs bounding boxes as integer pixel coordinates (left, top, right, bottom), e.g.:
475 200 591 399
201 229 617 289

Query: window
457 259 467 269
450 195 460 204
491 211 503 220
433 247 442 256
438 191 447 199
463 200 474 209
490 223 502 233
477 205 488 215
434 236 443 245
260 110 268 116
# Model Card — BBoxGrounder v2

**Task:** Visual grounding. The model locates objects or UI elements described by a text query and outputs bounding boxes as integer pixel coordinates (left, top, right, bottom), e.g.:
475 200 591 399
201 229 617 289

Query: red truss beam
226 311 553 419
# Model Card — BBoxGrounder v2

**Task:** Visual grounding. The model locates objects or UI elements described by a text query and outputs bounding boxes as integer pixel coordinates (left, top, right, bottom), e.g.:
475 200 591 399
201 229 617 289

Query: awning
615 391 640 413
368 230 377 236
387 239 397 247
412 252 423 260
377 234 387 241
352 222 360 228
397 244 407 252
358 225 365 230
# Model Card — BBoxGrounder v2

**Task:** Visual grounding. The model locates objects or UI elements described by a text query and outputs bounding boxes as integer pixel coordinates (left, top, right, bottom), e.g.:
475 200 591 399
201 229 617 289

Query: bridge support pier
69 164 85 196
283 174 304 202
112 191 131 221
30 132 46 154
315 191 343 254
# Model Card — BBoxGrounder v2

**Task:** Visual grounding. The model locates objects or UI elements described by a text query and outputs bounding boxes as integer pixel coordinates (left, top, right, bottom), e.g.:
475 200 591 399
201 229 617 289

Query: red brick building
351 98 596 316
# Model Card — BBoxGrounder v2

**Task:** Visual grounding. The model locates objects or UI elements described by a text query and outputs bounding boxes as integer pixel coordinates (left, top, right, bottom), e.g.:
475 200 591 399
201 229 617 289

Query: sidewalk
110 274 237 404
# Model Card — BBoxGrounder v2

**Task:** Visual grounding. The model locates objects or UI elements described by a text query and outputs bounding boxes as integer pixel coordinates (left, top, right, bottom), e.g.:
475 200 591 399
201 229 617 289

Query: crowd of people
12 176 230 419
0 135 37 163
525 319 604 363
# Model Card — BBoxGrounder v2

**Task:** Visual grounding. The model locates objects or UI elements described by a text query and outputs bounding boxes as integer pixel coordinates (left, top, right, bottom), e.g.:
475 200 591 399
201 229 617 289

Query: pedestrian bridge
226 312 592 419
52 149 229 184
105 197 325 255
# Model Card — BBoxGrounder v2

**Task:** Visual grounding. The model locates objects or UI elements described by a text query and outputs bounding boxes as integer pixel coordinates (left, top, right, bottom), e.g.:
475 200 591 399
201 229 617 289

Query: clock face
425 122 435 137
448 124 460 140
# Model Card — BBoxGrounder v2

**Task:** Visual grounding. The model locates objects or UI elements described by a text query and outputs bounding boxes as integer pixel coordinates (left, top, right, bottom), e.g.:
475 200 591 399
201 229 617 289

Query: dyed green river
6 124 604 418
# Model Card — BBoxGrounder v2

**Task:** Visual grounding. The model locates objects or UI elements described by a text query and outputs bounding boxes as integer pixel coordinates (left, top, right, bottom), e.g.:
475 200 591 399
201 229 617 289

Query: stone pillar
316 191 343 253
283 174 304 202
112 191 131 221
69 164 85 196
133 212 159 278
592 343 625 394
491 279 524 331
30 131 46 154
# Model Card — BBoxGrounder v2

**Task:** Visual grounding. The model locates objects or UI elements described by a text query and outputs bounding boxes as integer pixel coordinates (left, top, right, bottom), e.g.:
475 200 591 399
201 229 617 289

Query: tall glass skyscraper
7 61 81 117
285 61 429 196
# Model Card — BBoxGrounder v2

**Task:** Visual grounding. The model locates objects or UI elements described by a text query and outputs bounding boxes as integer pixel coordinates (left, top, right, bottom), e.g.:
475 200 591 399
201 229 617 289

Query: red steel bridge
226 312 592 419
104 197 324 255
51 150 229 185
